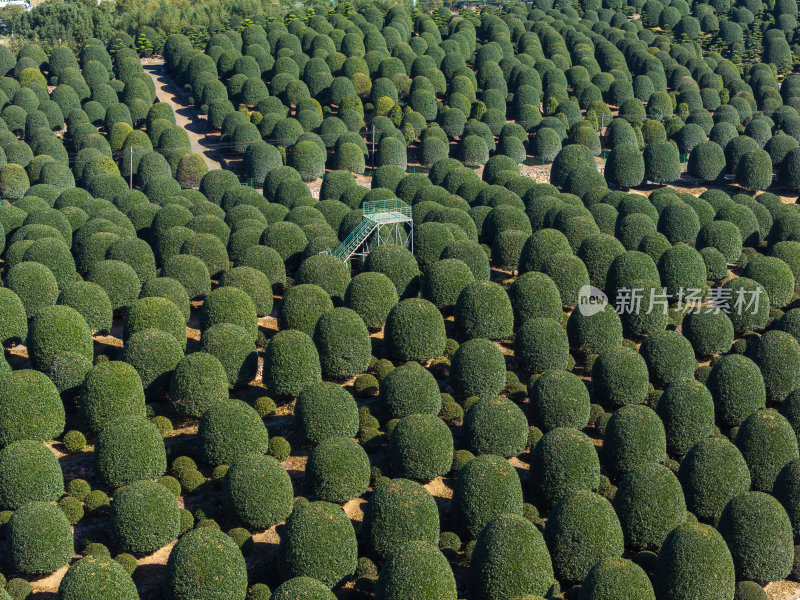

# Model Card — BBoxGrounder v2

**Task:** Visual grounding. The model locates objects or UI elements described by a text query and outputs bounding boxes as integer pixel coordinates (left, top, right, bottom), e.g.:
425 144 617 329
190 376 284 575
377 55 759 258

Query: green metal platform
332 198 414 261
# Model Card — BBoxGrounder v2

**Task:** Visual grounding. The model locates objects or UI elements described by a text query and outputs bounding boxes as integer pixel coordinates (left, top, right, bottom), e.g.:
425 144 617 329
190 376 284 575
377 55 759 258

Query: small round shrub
111 479 180 553
421 258 474 311
56 556 139 600
514 317 569 374
743 255 795 309
345 272 399 330
219 266 273 317
697 220 743 262
639 330 696 386
62 429 87 453
7 501 73 575
507 271 563 325
385 298 446 362
0 369 65 447
199 285 258 343
123 328 184 397
528 370 590 432
5 260 58 318
165 527 248 600
270 577 335 600
380 361 441 419
169 352 229 417
278 283 333 337
0 440 62 510
591 347 649 408
748 330 800 403
277 500 358 588
454 281 513 341
656 379 715 456
602 405 667 476
452 453 523 539
79 360 146 433
200 323 258 389
449 337 505 400
307 436 370 503
222 453 293 529
681 310 734 358
57 280 113 334
161 254 211 300
313 307 371 380
529 427 600 510
363 478 440 560
733 582 768 600
123 296 186 349
294 382 359 445
295 254 351 303
566 303 624 356
374 540 456 600
0 287 27 345
579 557 656 600
263 329 322 397
735 408 799 492
706 353 766 428
717 491 794 582
94 416 166 488
543 490 624 583
463 397 528 458
198 399 269 467
86 259 141 311
26 304 93 372
389 414 453 481
269 436 291 461
468 513 554 600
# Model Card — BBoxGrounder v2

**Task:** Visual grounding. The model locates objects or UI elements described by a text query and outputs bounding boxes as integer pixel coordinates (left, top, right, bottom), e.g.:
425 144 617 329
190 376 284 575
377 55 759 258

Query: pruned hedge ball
57 555 139 600
278 283 334 337
363 478 440 561
94 416 166 488
86 259 141 311
656 379 715 456
79 360 146 433
543 490 624 583
200 322 258 388
198 399 269 467
223 453 293 529
463 396 528 458
682 310 734 357
313 307 371 380
743 255 796 309
110 479 181 553
374 540 457 600
58 280 114 334
0 369 65 447
7 501 73 576
747 330 800 403
722 277 771 334
380 361 442 419
0 287 27 345
591 347 649 408
270 577 335 600
507 271 563 326
389 414 453 481
5 260 59 319
307 436 370 503
123 296 187 349
26 304 93 371
735 408 799 492
528 370 590 432
0 440 63 510
514 317 570 374
169 352 229 417
385 298 446 362
578 558 656 600
345 271 399 330
450 337 506 399
602 405 667 476
199 285 258 343
123 327 184 397
263 329 322 397
454 280 514 341
296 253 352 303
707 354 766 428
295 382 359 445
639 330 697 387
566 304 624 356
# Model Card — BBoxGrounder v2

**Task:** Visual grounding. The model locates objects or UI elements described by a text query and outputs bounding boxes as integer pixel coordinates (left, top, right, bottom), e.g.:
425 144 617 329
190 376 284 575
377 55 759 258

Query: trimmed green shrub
528 370 590 432
605 144 644 188
380 361 441 419
313 307 371 380
454 281 513 341
0 287 27 345
277 500 358 587
447 338 504 400
639 330 696 386
270 577 335 600
263 329 322 397
94 416 166 488
613 463 686 550
26 304 92 372
688 141 727 182
644 141 680 183
199 285 257 343
717 491 793 582
707 354 766 428
591 347 649 408
464 397 528 458
678 436 751 522
374 540 456 600
773 458 800 541
111 479 180 553
658 201 701 245
722 277 771 334
86 259 141 312
56 556 139 600
735 408 799 492
748 330 800 403
733 582 769 600
743 255 795 309
682 311 734 357
441 240 490 281
169 352 228 417
57 280 113 334
123 328 183 397
656 379 715 456
421 258 474 311
79 361 146 433
603 405 667 476
307 436 370 503
389 414 453 481
566 303 624 356
578 558 656 600
198 399 269 467
296 254 351 304
278 284 333 337
7 501 73 575
657 244 706 298
294 381 358 445
223 453 293 528
515 317 569 374
385 298 446 362
5 260 58 318
736 149 772 191
364 243 420 299
507 271 563 325
200 323 258 388
469 514 554 600
344 272 398 331
530 426 600 510
0 440 62 510
123 296 186 349
544 490 624 583
0 369 65 447
165 527 248 600
452 453 523 539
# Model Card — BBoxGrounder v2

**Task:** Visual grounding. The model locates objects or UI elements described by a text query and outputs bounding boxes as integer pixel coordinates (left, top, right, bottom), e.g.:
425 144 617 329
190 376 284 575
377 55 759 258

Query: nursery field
5 0 800 599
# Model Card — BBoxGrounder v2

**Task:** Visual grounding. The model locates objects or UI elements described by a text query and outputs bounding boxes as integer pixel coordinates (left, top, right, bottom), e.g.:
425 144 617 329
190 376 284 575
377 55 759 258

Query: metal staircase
332 199 414 261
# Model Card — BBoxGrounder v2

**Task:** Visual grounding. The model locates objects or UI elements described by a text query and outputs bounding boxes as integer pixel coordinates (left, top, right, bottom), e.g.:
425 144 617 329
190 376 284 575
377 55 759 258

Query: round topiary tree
123 296 187 349
86 259 141 312
199 286 258 344
0 369 65 447
605 144 644 188
294 382 359 445
603 405 667 476
578 558 656 600
507 271 563 325
469 513 554 600
344 271 399 331
735 408 799 492
169 352 229 417
655 378 715 456
528 370 591 432
223 453 293 529
639 330 696 387
723 277 771 334
123 328 184 397
644 140 681 183
0 287 27 346
200 323 257 389
591 347 649 408
296 254 352 304
56 555 139 600
543 490 624 583
374 540 457 600
389 414 453 481
263 329 322 397
422 258 475 311
717 491 794 582
743 255 795 309
450 337 506 399
313 307 371 380
165 526 248 600
530 427 601 510
681 310 734 357
25 304 93 372
307 436 370 503
736 149 772 191
706 354 766 428
270 577 336 600
363 478 440 560
454 281 513 341
566 303 624 356
364 243 420 299
110 479 180 553
514 317 570 374
451 453 523 539
5 260 58 319
277 500 358 588
463 396 528 458
385 298 446 362
380 361 441 419
7 501 73 575
198 399 269 467
58 280 114 334
612 463 687 550
94 416 166 488
748 330 800 403
697 220 743 263
0 440 63 510
79 360 146 433
278 283 334 337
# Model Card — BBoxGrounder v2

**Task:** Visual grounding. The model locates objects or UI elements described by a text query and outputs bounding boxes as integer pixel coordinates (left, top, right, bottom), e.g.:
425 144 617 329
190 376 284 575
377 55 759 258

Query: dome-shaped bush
530 427 600 510
591 347 649 408
263 329 322 397
379 361 441 419
0 369 65 447
507 271 563 325
454 280 513 341
161 254 211 300
199 285 257 343
696 220 743 263
374 539 456 600
723 277 771 334
469 513 554 600
464 396 528 458
7 501 73 575
514 317 569 374
717 491 794 582
26 304 93 371
270 577 336 600
169 352 229 417
450 337 506 399
748 329 800 403
94 416 166 488
278 283 333 337
200 323 258 388
0 287 27 345
79 360 146 433
705 353 765 428
344 271 399 330
219 266 272 317
656 379 715 456
681 310 734 357
452 453 523 539
0 440 62 510
389 414 453 481
123 296 186 349
56 555 139 600
364 243 420 299
295 254 352 303
165 527 248 600
678 436 751 522
578 557 656 600
652 522 735 600
5 260 58 318
277 500 358 588
123 328 184 397
605 144 644 188
385 298 446 362
421 258 475 311
294 382 359 445
639 330 696 386
735 408 799 491
198 399 269 467
544 490 624 583
657 244 706 299
313 307 371 380
613 463 687 550
110 479 180 553
566 303 624 356
57 280 113 334
86 259 141 311
363 478 440 560
603 405 667 476
307 436 370 503
222 453 293 528
743 255 795 309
